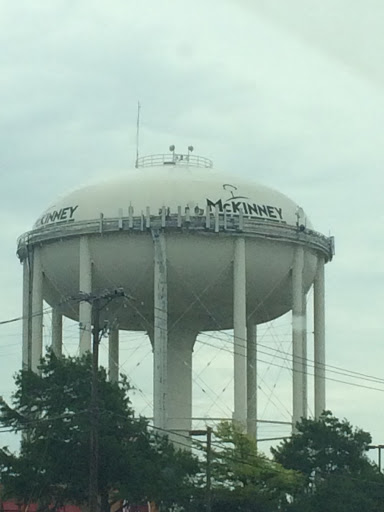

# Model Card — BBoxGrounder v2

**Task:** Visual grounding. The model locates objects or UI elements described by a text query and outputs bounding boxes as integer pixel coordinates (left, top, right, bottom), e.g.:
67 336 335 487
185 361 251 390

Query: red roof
1 503 81 512
1 501 152 511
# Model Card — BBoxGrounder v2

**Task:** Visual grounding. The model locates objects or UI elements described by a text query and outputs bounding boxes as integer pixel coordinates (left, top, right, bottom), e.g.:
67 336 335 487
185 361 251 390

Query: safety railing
136 153 213 169
17 207 334 262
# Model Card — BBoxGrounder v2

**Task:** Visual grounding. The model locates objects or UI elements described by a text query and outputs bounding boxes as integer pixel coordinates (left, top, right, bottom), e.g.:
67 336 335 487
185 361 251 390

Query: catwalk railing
17 207 334 262
136 153 213 169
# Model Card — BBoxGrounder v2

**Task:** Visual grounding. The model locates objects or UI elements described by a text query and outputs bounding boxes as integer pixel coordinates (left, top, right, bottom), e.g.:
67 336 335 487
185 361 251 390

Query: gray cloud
1 0 384 452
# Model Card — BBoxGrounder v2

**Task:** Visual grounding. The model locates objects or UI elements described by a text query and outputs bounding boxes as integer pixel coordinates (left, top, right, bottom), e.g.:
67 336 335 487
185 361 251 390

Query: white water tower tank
17 149 334 439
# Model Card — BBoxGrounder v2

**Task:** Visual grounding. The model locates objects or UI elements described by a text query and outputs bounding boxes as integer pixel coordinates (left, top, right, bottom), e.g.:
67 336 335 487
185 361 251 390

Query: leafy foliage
272 411 384 511
0 351 198 511
207 422 302 512
272 411 373 480
3 359 383 512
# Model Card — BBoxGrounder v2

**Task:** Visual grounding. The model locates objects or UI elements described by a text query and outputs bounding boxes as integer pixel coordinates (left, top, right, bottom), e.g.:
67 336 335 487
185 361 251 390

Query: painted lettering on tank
206 183 286 222
35 205 79 227
206 199 285 222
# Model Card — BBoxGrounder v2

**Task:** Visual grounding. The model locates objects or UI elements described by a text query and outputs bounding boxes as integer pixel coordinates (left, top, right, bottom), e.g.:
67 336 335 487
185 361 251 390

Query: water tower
17 148 334 438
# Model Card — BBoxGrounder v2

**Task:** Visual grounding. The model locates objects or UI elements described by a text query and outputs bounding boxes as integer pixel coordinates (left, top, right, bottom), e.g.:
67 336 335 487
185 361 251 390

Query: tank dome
18 153 331 331
33 165 308 230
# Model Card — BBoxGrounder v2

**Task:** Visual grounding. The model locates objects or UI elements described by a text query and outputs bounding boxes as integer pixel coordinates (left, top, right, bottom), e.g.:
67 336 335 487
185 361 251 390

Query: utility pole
206 426 213 512
89 296 100 512
368 444 384 472
76 288 128 512
190 427 213 512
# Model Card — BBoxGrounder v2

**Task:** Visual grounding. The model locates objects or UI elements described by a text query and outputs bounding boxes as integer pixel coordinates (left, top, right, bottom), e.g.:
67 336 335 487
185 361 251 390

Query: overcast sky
1 0 384 456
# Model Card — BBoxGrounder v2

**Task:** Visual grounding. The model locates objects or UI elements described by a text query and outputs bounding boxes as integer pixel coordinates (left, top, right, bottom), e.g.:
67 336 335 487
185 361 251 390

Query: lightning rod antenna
135 101 141 168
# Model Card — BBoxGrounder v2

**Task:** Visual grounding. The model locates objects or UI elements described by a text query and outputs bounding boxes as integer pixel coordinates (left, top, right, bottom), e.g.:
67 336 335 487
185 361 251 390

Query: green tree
0 351 198 511
204 421 302 512
272 411 384 511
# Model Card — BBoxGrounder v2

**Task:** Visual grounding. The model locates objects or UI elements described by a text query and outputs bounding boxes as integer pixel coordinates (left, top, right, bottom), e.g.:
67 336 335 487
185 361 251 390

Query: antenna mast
135 101 141 168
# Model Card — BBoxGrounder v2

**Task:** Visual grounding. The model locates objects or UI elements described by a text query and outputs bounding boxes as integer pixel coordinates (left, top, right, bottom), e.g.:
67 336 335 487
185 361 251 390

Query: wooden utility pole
190 428 213 512
368 444 384 472
206 427 213 512
76 288 128 512
89 296 100 512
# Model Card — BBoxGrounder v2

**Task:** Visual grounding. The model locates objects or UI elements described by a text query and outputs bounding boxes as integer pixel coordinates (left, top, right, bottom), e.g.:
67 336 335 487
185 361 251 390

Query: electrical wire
133 299 384 389
165 261 292 419
7 262 384 422
194 335 384 393
91 264 238 418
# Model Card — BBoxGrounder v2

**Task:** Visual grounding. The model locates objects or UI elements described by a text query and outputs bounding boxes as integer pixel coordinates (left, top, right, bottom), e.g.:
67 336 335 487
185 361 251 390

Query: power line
121 286 384 389
195 336 384 393
122 297 384 392
0 308 51 326
5 278 384 400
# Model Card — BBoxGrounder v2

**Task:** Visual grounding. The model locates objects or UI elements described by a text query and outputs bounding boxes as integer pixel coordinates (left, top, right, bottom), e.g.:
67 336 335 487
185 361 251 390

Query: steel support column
153 230 168 431
167 328 197 445
302 297 308 419
22 257 32 370
79 236 92 355
247 323 257 439
31 248 43 373
292 245 305 431
314 256 326 418
233 237 247 429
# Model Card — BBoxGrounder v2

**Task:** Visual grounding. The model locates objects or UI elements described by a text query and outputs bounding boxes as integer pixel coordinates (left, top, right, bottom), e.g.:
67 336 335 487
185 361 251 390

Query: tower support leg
247 323 257 439
314 257 326 418
152 230 168 432
79 236 92 355
302 298 308 419
108 328 119 383
52 308 63 357
292 246 305 431
22 257 32 370
31 248 43 373
167 327 197 446
233 237 247 429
